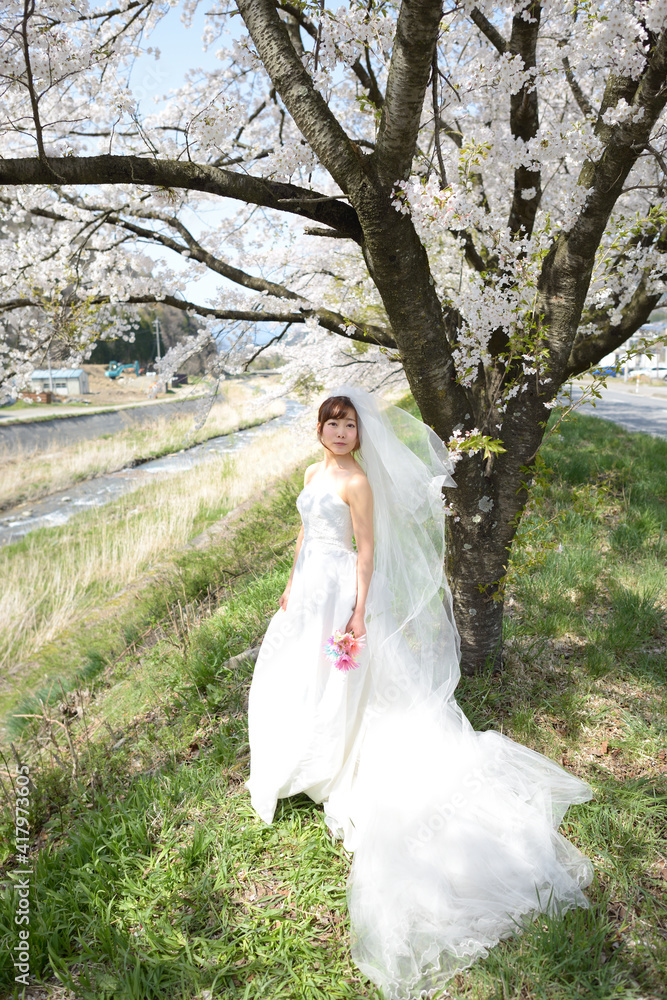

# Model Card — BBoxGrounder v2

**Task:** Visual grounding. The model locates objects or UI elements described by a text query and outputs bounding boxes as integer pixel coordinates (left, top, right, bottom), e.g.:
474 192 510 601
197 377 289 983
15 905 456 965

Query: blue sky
127 4 230 306
129 4 220 111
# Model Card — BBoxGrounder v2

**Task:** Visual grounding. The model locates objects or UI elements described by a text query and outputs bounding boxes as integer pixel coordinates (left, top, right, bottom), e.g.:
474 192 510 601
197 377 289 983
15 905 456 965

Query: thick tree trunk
338 174 528 675
445 456 507 675
442 402 547 674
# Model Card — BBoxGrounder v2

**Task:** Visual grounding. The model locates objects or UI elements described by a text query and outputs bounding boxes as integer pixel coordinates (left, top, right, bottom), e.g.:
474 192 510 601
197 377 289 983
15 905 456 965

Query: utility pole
47 348 54 394
153 317 162 363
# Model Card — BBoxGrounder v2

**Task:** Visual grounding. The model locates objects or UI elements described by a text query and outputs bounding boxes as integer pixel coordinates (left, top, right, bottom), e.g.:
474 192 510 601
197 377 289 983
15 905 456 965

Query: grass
0 382 282 512
0 414 319 726
0 458 235 675
0 407 665 1000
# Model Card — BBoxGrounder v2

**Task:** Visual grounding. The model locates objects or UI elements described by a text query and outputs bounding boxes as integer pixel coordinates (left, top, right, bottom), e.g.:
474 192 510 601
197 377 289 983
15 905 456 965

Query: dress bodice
297 479 354 553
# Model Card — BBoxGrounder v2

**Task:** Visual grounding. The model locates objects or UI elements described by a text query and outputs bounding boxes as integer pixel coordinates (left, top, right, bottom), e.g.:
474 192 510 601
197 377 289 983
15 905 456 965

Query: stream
0 399 305 547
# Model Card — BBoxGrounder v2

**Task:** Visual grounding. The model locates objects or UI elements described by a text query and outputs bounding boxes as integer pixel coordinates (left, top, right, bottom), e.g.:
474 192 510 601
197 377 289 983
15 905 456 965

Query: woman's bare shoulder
304 461 322 486
345 469 372 503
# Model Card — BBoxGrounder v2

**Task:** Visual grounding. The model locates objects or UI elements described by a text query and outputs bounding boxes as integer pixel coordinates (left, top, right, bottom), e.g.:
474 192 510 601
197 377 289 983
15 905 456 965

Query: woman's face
318 408 359 455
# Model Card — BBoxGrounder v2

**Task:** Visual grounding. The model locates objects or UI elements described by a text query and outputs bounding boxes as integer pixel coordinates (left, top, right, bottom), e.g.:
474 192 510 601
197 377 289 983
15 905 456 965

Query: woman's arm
345 475 374 637
280 463 320 610
279 524 304 610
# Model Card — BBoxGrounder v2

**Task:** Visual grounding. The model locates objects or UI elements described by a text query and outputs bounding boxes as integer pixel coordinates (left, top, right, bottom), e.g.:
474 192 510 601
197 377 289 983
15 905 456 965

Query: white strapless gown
246 479 593 998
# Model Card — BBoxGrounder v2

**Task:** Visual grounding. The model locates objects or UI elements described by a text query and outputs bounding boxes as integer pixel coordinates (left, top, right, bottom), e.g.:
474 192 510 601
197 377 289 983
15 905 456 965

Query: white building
600 320 667 371
30 369 90 396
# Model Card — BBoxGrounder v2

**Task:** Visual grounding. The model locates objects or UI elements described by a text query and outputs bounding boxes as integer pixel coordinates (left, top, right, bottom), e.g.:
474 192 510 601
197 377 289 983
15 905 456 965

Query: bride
246 385 593 999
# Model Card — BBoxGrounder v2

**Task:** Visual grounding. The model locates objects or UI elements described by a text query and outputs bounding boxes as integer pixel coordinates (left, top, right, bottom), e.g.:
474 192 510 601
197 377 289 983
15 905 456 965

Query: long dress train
246 463 593 998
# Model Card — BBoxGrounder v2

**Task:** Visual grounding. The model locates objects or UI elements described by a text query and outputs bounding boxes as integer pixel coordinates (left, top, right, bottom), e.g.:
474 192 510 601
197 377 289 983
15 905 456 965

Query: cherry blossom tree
1 0 666 672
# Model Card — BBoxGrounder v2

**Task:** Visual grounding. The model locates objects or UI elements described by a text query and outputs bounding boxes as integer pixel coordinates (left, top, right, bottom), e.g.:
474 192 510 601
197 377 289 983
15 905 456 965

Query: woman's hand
279 586 291 611
345 608 366 639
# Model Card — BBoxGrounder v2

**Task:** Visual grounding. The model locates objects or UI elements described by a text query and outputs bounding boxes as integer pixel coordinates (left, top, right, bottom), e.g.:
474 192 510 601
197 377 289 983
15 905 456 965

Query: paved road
565 384 667 439
0 395 217 455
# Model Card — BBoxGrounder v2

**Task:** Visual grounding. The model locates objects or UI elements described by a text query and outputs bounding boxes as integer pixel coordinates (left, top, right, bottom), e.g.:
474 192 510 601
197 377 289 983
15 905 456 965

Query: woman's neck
321 450 356 472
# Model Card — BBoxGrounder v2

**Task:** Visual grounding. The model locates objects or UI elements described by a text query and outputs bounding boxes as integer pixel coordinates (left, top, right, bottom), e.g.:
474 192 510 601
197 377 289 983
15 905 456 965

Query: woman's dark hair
317 395 361 454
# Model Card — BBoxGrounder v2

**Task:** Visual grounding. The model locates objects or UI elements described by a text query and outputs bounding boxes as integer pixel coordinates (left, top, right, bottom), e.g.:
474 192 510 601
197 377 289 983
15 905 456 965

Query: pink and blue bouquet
324 630 366 672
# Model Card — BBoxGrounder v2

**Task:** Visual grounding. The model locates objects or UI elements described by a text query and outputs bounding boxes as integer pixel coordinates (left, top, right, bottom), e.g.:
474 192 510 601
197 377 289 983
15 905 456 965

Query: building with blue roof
30 369 90 396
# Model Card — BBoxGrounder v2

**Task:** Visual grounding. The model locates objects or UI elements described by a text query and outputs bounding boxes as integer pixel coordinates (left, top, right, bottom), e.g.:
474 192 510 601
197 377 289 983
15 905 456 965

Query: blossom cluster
188 99 243 154
0 0 666 419
153 329 214 392
259 141 320 183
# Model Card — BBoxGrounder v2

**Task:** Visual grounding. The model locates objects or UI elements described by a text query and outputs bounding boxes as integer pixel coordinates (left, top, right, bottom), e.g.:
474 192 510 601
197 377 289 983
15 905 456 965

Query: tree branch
80 1 146 22
539 28 667 371
275 1 317 40
643 140 667 177
565 277 665 378
431 51 448 188
236 0 361 193
115 297 394 347
0 287 395 349
275 1 384 108
507 1 542 239
276 3 384 108
573 30 667 253
355 47 384 110
469 6 507 55
0 298 35 313
83 207 304 301
19 0 48 165
439 116 490 213
565 220 667 376
0 155 363 241
562 55 595 119
374 0 443 188
1 185 398 350
243 321 292 368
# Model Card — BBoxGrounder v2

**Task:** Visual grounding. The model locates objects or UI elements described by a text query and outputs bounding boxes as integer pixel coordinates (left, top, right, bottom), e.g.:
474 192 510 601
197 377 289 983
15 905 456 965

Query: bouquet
324 630 366 672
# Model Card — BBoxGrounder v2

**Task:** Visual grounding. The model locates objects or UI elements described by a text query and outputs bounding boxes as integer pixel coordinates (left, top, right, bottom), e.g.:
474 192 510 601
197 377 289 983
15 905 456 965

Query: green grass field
0 407 665 1000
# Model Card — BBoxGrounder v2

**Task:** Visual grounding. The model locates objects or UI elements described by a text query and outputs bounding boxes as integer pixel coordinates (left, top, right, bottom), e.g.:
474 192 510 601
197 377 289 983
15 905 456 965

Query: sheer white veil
311 387 593 999
328 384 461 706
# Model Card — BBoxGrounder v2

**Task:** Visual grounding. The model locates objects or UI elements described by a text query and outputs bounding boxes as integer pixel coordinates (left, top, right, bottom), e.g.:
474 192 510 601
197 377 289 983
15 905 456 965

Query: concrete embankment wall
0 397 217 456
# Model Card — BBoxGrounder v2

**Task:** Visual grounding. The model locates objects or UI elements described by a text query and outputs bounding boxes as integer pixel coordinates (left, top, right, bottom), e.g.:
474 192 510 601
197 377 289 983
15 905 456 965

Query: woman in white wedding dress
246 386 593 999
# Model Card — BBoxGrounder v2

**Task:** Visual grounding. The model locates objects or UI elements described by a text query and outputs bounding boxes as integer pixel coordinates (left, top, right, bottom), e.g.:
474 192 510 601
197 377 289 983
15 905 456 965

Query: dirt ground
80 364 186 405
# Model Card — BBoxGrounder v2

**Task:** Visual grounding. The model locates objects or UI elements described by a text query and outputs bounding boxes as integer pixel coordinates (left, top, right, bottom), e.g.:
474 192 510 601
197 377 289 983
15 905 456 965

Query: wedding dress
246 386 593 999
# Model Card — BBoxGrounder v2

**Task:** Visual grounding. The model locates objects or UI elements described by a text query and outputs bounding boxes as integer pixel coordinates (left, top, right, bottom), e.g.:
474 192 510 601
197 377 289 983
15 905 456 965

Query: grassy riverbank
0 407 665 1000
0 382 282 512
0 416 318 726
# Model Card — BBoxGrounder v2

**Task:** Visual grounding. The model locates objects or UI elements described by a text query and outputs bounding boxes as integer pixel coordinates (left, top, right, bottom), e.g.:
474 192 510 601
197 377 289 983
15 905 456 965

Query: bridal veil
322 385 593 999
